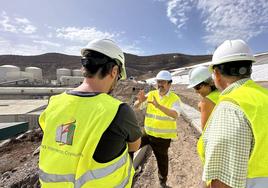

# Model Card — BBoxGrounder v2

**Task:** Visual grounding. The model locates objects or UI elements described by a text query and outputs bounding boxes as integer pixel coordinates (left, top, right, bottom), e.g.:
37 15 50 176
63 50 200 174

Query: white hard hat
187 66 211 88
209 39 255 71
156 70 172 81
81 39 126 80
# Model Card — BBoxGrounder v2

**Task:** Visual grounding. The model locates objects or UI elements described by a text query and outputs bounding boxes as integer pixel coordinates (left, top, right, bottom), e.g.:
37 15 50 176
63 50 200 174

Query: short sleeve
115 103 142 142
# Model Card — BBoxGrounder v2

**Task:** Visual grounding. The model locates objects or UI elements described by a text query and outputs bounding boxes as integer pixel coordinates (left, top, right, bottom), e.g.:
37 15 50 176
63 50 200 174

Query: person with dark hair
187 66 220 129
134 70 182 188
198 39 268 188
39 39 142 187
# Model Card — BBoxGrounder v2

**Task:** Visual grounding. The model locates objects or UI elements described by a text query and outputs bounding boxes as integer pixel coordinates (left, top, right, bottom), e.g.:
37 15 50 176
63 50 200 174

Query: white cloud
0 11 37 34
33 40 61 47
166 0 194 29
20 24 37 34
0 40 46 55
0 11 17 33
15 17 30 24
197 0 268 46
164 0 268 47
63 46 82 56
121 43 144 55
55 27 118 43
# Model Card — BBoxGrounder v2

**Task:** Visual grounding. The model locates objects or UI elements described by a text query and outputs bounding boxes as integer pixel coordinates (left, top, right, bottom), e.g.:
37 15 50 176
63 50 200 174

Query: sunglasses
117 72 122 81
193 83 204 90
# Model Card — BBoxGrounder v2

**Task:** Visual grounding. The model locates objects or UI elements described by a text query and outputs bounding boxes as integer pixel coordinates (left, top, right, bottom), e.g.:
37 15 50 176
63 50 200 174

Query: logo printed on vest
55 120 76 145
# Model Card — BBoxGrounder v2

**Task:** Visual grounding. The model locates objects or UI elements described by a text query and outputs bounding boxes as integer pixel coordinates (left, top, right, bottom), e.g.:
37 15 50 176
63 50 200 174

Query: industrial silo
0 65 21 81
25 67 43 81
56 68 71 82
0 65 20 72
72 69 82 76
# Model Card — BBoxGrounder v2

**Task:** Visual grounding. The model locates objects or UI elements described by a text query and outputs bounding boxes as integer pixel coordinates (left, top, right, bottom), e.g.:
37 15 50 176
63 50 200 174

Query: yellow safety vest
39 93 134 188
206 90 220 104
197 90 220 164
197 80 268 187
144 90 180 139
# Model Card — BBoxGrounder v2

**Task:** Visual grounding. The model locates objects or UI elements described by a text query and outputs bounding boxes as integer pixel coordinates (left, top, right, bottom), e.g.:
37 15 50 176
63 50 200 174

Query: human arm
148 96 178 119
93 103 142 162
118 104 142 152
128 138 141 152
199 97 216 130
209 180 232 188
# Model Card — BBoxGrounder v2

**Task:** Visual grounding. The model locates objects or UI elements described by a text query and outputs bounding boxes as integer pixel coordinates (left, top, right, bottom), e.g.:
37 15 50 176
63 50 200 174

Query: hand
137 90 146 103
148 96 160 108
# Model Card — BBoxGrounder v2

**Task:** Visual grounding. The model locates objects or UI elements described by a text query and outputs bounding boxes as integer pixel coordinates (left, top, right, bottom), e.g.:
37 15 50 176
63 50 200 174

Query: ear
213 68 221 82
111 65 119 79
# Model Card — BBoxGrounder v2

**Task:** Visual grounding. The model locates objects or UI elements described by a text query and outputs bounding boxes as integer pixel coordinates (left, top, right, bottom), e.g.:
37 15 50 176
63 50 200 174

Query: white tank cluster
56 68 83 86
0 65 43 84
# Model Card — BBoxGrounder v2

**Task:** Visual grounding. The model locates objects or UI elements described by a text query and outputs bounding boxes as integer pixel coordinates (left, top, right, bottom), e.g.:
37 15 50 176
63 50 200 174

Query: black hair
202 77 217 91
81 50 119 79
213 60 252 78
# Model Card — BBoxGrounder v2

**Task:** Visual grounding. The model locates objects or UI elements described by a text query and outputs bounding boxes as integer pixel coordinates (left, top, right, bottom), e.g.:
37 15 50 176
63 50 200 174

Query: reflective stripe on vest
39 151 131 188
246 177 268 188
115 159 133 188
144 125 177 134
145 113 176 122
39 170 75 183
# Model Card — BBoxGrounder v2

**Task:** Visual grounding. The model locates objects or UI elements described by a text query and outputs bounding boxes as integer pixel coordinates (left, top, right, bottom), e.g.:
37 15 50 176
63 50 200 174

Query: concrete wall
0 114 40 130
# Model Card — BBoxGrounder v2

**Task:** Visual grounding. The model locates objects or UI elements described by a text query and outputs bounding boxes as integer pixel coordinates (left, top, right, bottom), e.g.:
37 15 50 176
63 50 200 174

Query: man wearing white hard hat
198 39 268 188
134 70 182 187
39 39 142 187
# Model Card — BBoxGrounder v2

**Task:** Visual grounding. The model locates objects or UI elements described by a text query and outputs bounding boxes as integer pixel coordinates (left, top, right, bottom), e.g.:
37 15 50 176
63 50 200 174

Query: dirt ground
133 117 202 188
172 84 200 110
0 129 42 187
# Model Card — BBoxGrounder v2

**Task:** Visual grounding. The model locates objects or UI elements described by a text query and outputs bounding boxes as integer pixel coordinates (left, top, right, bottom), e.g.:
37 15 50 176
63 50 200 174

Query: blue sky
0 0 267 56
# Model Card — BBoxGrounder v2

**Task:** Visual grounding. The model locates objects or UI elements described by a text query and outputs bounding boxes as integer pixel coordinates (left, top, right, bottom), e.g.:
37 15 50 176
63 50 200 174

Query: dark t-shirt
67 91 142 163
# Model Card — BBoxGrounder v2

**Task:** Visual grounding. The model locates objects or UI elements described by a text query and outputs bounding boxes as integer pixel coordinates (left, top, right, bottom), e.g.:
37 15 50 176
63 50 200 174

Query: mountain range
0 53 211 80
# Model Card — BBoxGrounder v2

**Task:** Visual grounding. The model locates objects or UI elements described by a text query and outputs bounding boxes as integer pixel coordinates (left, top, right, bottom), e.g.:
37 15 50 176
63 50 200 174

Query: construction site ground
133 117 202 188
1 81 267 188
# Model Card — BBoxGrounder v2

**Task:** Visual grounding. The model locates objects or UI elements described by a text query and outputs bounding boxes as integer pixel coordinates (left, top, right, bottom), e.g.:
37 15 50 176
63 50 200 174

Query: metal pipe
0 87 74 95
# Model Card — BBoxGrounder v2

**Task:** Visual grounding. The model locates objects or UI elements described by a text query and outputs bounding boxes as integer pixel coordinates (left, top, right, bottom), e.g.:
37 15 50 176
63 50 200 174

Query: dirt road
133 117 203 188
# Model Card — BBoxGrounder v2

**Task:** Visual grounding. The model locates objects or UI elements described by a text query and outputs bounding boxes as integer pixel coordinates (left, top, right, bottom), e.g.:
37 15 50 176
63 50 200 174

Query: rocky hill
0 53 211 80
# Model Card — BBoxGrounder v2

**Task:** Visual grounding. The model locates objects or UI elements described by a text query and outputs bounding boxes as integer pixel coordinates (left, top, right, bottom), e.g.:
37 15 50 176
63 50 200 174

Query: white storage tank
25 67 43 81
0 65 21 82
56 68 71 81
0 65 20 72
72 69 82 76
